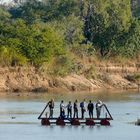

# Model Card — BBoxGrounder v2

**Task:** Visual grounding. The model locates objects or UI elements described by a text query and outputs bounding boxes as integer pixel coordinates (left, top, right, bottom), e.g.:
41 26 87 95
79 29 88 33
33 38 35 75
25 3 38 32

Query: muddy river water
0 91 140 140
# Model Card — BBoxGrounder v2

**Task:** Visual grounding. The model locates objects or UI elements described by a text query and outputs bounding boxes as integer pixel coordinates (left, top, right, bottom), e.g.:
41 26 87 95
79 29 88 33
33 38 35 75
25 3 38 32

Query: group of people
47 99 104 119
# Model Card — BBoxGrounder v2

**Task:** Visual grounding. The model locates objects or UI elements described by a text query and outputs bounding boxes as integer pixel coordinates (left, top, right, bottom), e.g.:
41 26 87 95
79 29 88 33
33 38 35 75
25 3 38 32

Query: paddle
103 104 113 120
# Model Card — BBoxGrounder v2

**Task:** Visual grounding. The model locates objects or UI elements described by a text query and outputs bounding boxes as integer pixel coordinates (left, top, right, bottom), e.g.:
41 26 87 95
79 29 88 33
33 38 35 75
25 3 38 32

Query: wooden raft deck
39 117 113 126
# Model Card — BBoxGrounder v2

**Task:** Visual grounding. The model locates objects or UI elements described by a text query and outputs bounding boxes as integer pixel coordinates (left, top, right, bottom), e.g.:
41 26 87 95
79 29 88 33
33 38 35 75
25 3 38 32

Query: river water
0 91 140 140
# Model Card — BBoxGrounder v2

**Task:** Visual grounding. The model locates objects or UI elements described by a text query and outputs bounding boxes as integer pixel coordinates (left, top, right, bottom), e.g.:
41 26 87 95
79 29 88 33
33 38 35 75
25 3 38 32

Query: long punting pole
103 104 113 120
38 102 49 119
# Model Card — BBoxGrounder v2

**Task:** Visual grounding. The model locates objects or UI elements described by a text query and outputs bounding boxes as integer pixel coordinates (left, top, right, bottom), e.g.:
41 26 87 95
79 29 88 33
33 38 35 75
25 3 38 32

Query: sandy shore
0 64 139 95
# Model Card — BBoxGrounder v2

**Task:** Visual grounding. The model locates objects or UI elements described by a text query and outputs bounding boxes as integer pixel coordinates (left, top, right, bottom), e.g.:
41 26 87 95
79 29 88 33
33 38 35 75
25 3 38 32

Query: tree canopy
0 0 140 73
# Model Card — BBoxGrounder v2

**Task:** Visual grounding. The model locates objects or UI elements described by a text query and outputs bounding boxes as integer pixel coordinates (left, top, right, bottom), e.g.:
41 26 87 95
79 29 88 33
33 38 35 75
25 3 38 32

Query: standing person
87 100 94 118
48 99 54 118
60 100 65 119
96 100 103 118
73 100 78 118
80 99 86 119
67 101 72 118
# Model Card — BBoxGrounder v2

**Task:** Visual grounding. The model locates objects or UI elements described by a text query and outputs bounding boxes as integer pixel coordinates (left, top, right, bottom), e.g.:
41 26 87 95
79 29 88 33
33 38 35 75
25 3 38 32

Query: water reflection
1 90 140 103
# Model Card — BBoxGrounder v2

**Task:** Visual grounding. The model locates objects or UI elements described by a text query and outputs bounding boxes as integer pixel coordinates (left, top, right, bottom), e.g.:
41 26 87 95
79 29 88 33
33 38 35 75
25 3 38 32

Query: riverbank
0 62 139 94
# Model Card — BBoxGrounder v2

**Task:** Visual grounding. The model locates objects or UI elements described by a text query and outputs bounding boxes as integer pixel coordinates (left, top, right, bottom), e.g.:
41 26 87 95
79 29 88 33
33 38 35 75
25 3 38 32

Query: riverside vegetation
0 0 140 93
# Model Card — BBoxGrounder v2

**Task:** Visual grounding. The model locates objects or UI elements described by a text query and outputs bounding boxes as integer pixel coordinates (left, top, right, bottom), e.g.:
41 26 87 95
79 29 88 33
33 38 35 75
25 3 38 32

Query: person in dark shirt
87 100 94 118
48 99 54 118
67 101 72 118
80 99 86 119
73 100 78 118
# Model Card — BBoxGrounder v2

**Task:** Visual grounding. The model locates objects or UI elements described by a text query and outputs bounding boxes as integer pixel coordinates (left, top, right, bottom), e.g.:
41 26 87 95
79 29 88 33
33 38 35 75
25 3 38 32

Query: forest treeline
0 0 140 76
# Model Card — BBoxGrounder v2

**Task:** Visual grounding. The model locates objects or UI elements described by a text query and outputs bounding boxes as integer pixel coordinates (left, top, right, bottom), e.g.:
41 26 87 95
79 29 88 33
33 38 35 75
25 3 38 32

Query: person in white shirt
60 100 65 119
96 100 103 118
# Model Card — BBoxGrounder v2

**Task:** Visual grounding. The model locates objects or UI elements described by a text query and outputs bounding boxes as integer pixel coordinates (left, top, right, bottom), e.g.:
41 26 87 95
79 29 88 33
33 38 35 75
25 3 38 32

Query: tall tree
84 0 132 56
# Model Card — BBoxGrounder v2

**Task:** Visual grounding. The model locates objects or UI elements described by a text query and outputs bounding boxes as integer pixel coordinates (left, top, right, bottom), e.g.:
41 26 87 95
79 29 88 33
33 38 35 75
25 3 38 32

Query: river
0 91 140 140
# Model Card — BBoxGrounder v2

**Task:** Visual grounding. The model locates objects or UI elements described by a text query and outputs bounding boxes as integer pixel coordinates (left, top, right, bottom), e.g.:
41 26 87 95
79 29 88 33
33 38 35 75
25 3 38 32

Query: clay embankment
0 63 139 93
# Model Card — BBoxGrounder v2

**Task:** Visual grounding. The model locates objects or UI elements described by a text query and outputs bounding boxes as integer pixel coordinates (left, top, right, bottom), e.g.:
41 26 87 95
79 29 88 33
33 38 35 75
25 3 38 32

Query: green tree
116 19 140 58
84 0 132 56
10 0 81 23
0 18 65 66
0 6 11 21
10 0 46 24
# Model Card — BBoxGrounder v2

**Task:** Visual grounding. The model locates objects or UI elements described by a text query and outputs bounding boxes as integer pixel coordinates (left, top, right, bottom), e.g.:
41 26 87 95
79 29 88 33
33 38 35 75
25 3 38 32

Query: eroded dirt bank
0 63 139 93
